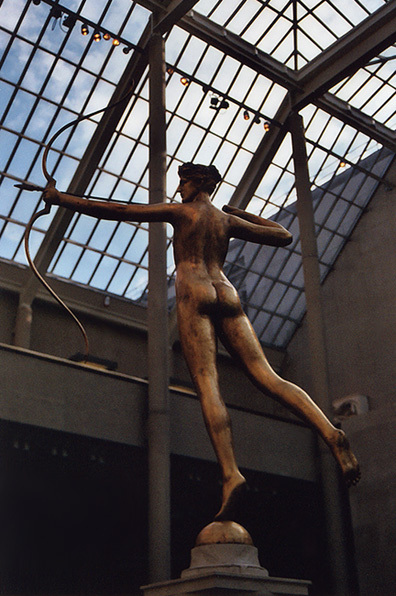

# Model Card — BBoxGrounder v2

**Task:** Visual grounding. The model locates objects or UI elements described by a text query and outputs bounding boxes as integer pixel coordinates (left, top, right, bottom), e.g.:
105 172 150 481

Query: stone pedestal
141 521 311 596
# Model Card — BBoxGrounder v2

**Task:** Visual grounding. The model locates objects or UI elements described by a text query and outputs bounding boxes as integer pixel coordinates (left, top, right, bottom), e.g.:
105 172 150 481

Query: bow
16 86 135 361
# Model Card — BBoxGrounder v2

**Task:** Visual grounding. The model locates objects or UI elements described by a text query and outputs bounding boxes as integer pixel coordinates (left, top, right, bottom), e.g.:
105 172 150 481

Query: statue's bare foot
330 429 361 487
215 472 246 522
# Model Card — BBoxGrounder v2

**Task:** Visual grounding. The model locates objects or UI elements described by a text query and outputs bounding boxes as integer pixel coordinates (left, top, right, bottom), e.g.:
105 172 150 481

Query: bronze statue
43 163 360 520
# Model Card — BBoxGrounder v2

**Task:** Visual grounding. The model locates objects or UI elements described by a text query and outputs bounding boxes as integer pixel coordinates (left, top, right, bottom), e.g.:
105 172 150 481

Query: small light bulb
243 110 250 121
166 66 174 75
93 31 101 42
81 23 89 36
180 76 190 86
340 161 346 168
112 38 120 46
103 32 111 40
264 121 270 131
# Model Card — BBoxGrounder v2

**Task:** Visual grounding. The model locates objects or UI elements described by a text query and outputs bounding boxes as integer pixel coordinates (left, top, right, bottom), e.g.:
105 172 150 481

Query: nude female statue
43 162 360 521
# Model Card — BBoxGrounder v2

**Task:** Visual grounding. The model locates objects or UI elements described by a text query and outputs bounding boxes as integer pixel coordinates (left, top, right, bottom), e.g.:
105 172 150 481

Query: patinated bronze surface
195 521 253 546
43 163 360 520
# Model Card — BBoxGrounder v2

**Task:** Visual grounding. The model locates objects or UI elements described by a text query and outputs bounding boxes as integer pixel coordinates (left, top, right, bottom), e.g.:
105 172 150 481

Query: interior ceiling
0 0 395 349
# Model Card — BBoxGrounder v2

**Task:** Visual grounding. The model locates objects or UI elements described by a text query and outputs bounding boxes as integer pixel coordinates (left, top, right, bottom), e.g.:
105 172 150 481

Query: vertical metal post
147 31 171 582
289 112 330 412
289 112 358 596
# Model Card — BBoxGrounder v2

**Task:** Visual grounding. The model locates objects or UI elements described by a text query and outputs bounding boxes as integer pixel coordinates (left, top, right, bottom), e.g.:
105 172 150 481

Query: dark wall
0 419 148 595
284 159 396 596
0 419 327 596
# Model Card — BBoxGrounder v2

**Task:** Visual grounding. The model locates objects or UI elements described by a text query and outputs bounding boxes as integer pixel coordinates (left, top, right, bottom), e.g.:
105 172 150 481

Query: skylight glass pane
125 267 148 301
52 243 83 277
72 250 102 284
90 255 119 289
124 227 148 263
227 2 263 36
107 261 137 295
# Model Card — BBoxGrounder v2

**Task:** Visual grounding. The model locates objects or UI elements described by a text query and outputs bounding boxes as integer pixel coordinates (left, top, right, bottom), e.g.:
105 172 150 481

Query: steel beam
316 93 396 153
293 2 396 110
152 0 200 34
133 0 163 13
135 4 299 90
179 11 300 92
167 3 396 150
136 1 396 106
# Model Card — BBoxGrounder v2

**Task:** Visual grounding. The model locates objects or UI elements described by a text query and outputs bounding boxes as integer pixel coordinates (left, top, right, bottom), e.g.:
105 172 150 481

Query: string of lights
166 65 275 130
31 0 135 54
31 0 276 129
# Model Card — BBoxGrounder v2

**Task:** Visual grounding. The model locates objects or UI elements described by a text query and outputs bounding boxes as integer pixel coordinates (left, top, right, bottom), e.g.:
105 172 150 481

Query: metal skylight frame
1 0 396 351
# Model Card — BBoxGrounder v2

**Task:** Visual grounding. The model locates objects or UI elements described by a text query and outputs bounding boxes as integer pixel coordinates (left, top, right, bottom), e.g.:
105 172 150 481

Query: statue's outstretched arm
222 204 292 247
43 186 176 223
223 204 287 228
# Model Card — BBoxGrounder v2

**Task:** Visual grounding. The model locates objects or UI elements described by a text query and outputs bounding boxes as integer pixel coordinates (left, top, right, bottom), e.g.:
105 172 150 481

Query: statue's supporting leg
177 303 246 520
216 312 360 487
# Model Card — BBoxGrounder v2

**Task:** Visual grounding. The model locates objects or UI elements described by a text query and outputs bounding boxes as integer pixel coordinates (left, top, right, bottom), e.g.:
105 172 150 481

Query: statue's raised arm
222 204 292 247
43 185 178 223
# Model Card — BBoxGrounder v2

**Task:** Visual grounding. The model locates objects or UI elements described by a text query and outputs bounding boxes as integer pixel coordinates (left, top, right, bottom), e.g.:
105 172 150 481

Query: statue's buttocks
175 262 242 318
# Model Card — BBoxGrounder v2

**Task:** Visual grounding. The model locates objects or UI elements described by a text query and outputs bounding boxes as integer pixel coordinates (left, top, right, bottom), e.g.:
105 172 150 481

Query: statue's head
178 163 221 195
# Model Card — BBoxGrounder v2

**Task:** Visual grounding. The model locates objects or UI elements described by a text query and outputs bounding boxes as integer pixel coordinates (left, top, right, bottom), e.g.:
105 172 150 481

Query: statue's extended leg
177 302 246 520
217 312 360 487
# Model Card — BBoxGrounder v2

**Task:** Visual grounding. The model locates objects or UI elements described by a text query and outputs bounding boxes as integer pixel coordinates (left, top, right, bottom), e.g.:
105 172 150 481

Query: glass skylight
0 0 394 350
194 0 385 69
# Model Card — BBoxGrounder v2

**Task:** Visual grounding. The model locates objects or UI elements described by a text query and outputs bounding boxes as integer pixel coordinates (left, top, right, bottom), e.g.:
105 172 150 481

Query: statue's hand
42 184 61 206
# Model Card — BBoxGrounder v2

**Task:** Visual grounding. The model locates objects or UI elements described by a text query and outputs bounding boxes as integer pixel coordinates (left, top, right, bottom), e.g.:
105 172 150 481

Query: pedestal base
181 542 269 579
141 573 310 596
141 522 311 595
142 540 310 595
141 569 311 596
